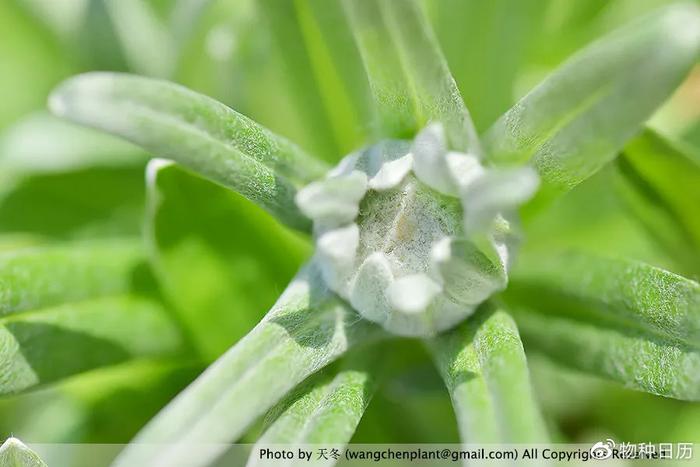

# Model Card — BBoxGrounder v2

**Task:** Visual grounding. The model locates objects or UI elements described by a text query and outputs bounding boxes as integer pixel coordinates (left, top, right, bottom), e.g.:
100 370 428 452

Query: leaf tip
47 72 119 121
146 158 175 186
0 437 47 467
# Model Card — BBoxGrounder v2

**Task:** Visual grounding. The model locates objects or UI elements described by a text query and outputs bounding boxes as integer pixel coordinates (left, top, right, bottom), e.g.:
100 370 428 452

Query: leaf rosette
297 123 538 336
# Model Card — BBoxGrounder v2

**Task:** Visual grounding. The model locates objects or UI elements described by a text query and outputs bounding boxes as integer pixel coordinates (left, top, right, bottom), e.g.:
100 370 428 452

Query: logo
590 439 615 460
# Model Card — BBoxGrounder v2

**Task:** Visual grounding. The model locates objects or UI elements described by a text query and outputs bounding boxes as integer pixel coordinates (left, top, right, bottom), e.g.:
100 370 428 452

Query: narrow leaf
111 265 383 467
509 252 700 347
49 72 328 230
16 0 87 40
0 359 198 444
485 3 700 202
260 0 350 160
0 113 145 175
249 368 375 464
427 307 548 443
517 166 673 270
146 160 309 360
0 0 68 129
343 0 479 152
169 0 216 48
0 438 46 467
104 0 176 78
616 129 700 273
426 0 546 131
0 296 183 395
0 113 147 240
0 167 146 241
511 306 700 401
75 0 130 71
0 240 143 317
260 0 374 158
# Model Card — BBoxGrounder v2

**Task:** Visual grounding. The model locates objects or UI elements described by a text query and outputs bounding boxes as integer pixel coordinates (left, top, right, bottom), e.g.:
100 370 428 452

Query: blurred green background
1 0 699 449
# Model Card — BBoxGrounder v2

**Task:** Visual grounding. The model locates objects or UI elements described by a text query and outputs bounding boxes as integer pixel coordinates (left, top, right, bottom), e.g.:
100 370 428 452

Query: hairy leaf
343 0 479 152
146 160 309 360
427 307 548 443
616 129 700 273
0 359 198 446
0 113 145 175
0 296 183 395
509 252 700 347
111 265 383 467
249 367 375 463
49 72 328 230
0 240 144 317
485 3 700 203
512 307 700 401
0 437 46 467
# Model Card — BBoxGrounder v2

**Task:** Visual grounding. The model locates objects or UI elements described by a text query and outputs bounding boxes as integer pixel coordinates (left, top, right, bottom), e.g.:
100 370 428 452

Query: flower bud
296 124 538 336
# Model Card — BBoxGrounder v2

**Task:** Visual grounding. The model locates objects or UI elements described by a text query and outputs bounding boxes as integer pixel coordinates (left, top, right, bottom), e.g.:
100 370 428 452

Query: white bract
296 124 539 336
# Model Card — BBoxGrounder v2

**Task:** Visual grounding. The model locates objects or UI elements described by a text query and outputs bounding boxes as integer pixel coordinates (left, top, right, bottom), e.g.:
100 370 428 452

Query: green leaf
101 0 211 80
0 296 183 395
509 252 700 347
0 240 144 317
510 306 700 401
251 366 375 453
350 340 460 443
146 160 309 360
342 0 479 152
0 167 146 241
62 360 199 444
518 166 673 271
0 114 147 241
74 0 130 71
0 1 68 128
103 0 175 78
169 0 216 48
427 307 549 443
0 438 46 467
259 0 374 159
0 113 146 175
0 359 198 445
616 129 700 273
170 0 256 108
111 265 383 467
484 3 700 203
425 0 546 131
16 0 88 41
38 0 209 78
49 72 328 231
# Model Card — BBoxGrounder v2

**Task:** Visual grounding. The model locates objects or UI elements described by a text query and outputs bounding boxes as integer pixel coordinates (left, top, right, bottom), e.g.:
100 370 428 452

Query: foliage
1 0 700 465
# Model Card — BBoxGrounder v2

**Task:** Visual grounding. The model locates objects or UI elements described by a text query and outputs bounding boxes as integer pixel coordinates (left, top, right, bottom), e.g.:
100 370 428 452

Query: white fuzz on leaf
296 124 538 336
0 437 47 467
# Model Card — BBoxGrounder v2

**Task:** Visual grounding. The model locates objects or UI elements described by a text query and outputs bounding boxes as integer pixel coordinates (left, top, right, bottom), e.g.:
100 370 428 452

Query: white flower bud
295 124 538 336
